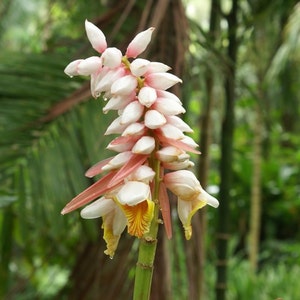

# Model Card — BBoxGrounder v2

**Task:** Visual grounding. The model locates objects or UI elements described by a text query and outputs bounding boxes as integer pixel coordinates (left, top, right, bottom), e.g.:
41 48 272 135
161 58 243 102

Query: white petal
146 62 171 74
163 159 194 170
80 197 115 219
64 59 84 77
130 58 150 77
153 97 185 116
146 72 182 90
122 122 145 136
120 101 144 125
106 140 135 152
102 151 132 171
199 189 219 208
95 67 126 94
85 20 107 53
126 27 155 58
156 146 188 163
117 181 150 205
105 116 127 135
177 198 192 225
103 93 134 113
128 165 155 183
166 116 193 132
112 206 127 235
111 75 137 95
77 56 102 76
157 90 182 104
159 124 185 140
181 135 199 148
138 86 157 107
90 66 110 98
132 136 155 154
144 110 167 129
164 170 200 199
101 47 122 68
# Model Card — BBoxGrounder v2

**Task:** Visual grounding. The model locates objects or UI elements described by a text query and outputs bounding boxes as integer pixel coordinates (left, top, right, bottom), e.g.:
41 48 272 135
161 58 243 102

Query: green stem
133 146 161 300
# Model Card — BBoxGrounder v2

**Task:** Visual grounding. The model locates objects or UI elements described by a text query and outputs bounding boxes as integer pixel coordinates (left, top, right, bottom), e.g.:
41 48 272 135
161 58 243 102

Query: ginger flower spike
62 20 219 258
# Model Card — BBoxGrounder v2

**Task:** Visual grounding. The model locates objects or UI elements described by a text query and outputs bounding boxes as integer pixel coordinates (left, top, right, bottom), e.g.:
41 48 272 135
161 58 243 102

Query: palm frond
0 51 114 296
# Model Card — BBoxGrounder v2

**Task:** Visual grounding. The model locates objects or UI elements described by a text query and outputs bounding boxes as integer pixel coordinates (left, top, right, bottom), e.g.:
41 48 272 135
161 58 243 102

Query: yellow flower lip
121 200 154 238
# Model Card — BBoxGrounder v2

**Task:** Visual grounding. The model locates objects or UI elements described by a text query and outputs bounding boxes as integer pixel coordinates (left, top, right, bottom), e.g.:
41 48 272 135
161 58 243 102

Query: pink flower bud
166 116 193 133
64 59 84 77
180 135 199 149
159 124 185 140
146 73 182 90
111 75 137 95
126 27 155 58
152 97 186 116
156 146 189 163
105 116 127 135
85 20 107 53
103 93 135 113
95 67 126 95
102 151 133 171
106 140 135 152
146 62 171 74
157 90 182 104
77 56 102 76
162 159 194 170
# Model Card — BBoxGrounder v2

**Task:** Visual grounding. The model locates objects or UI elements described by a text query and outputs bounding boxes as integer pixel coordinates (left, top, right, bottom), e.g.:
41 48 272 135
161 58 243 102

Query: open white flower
164 170 219 239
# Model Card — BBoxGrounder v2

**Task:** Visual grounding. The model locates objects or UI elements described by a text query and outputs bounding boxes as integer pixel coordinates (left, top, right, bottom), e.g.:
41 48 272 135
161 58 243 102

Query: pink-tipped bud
146 72 182 90
126 27 155 58
77 56 102 76
156 146 189 163
64 59 84 77
166 116 193 133
85 19 107 53
111 75 137 96
146 62 171 74
102 151 133 171
159 124 185 140
153 97 186 116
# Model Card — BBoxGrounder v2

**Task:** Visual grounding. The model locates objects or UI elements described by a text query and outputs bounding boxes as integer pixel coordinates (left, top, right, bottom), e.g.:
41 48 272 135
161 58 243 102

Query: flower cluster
62 20 219 258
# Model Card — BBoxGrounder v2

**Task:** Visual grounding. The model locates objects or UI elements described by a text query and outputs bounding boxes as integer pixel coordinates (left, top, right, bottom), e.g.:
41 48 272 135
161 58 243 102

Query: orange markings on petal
122 200 154 238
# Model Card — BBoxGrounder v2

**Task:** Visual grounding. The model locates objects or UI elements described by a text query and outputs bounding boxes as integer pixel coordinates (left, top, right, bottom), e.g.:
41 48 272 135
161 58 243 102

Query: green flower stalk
62 20 219 300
